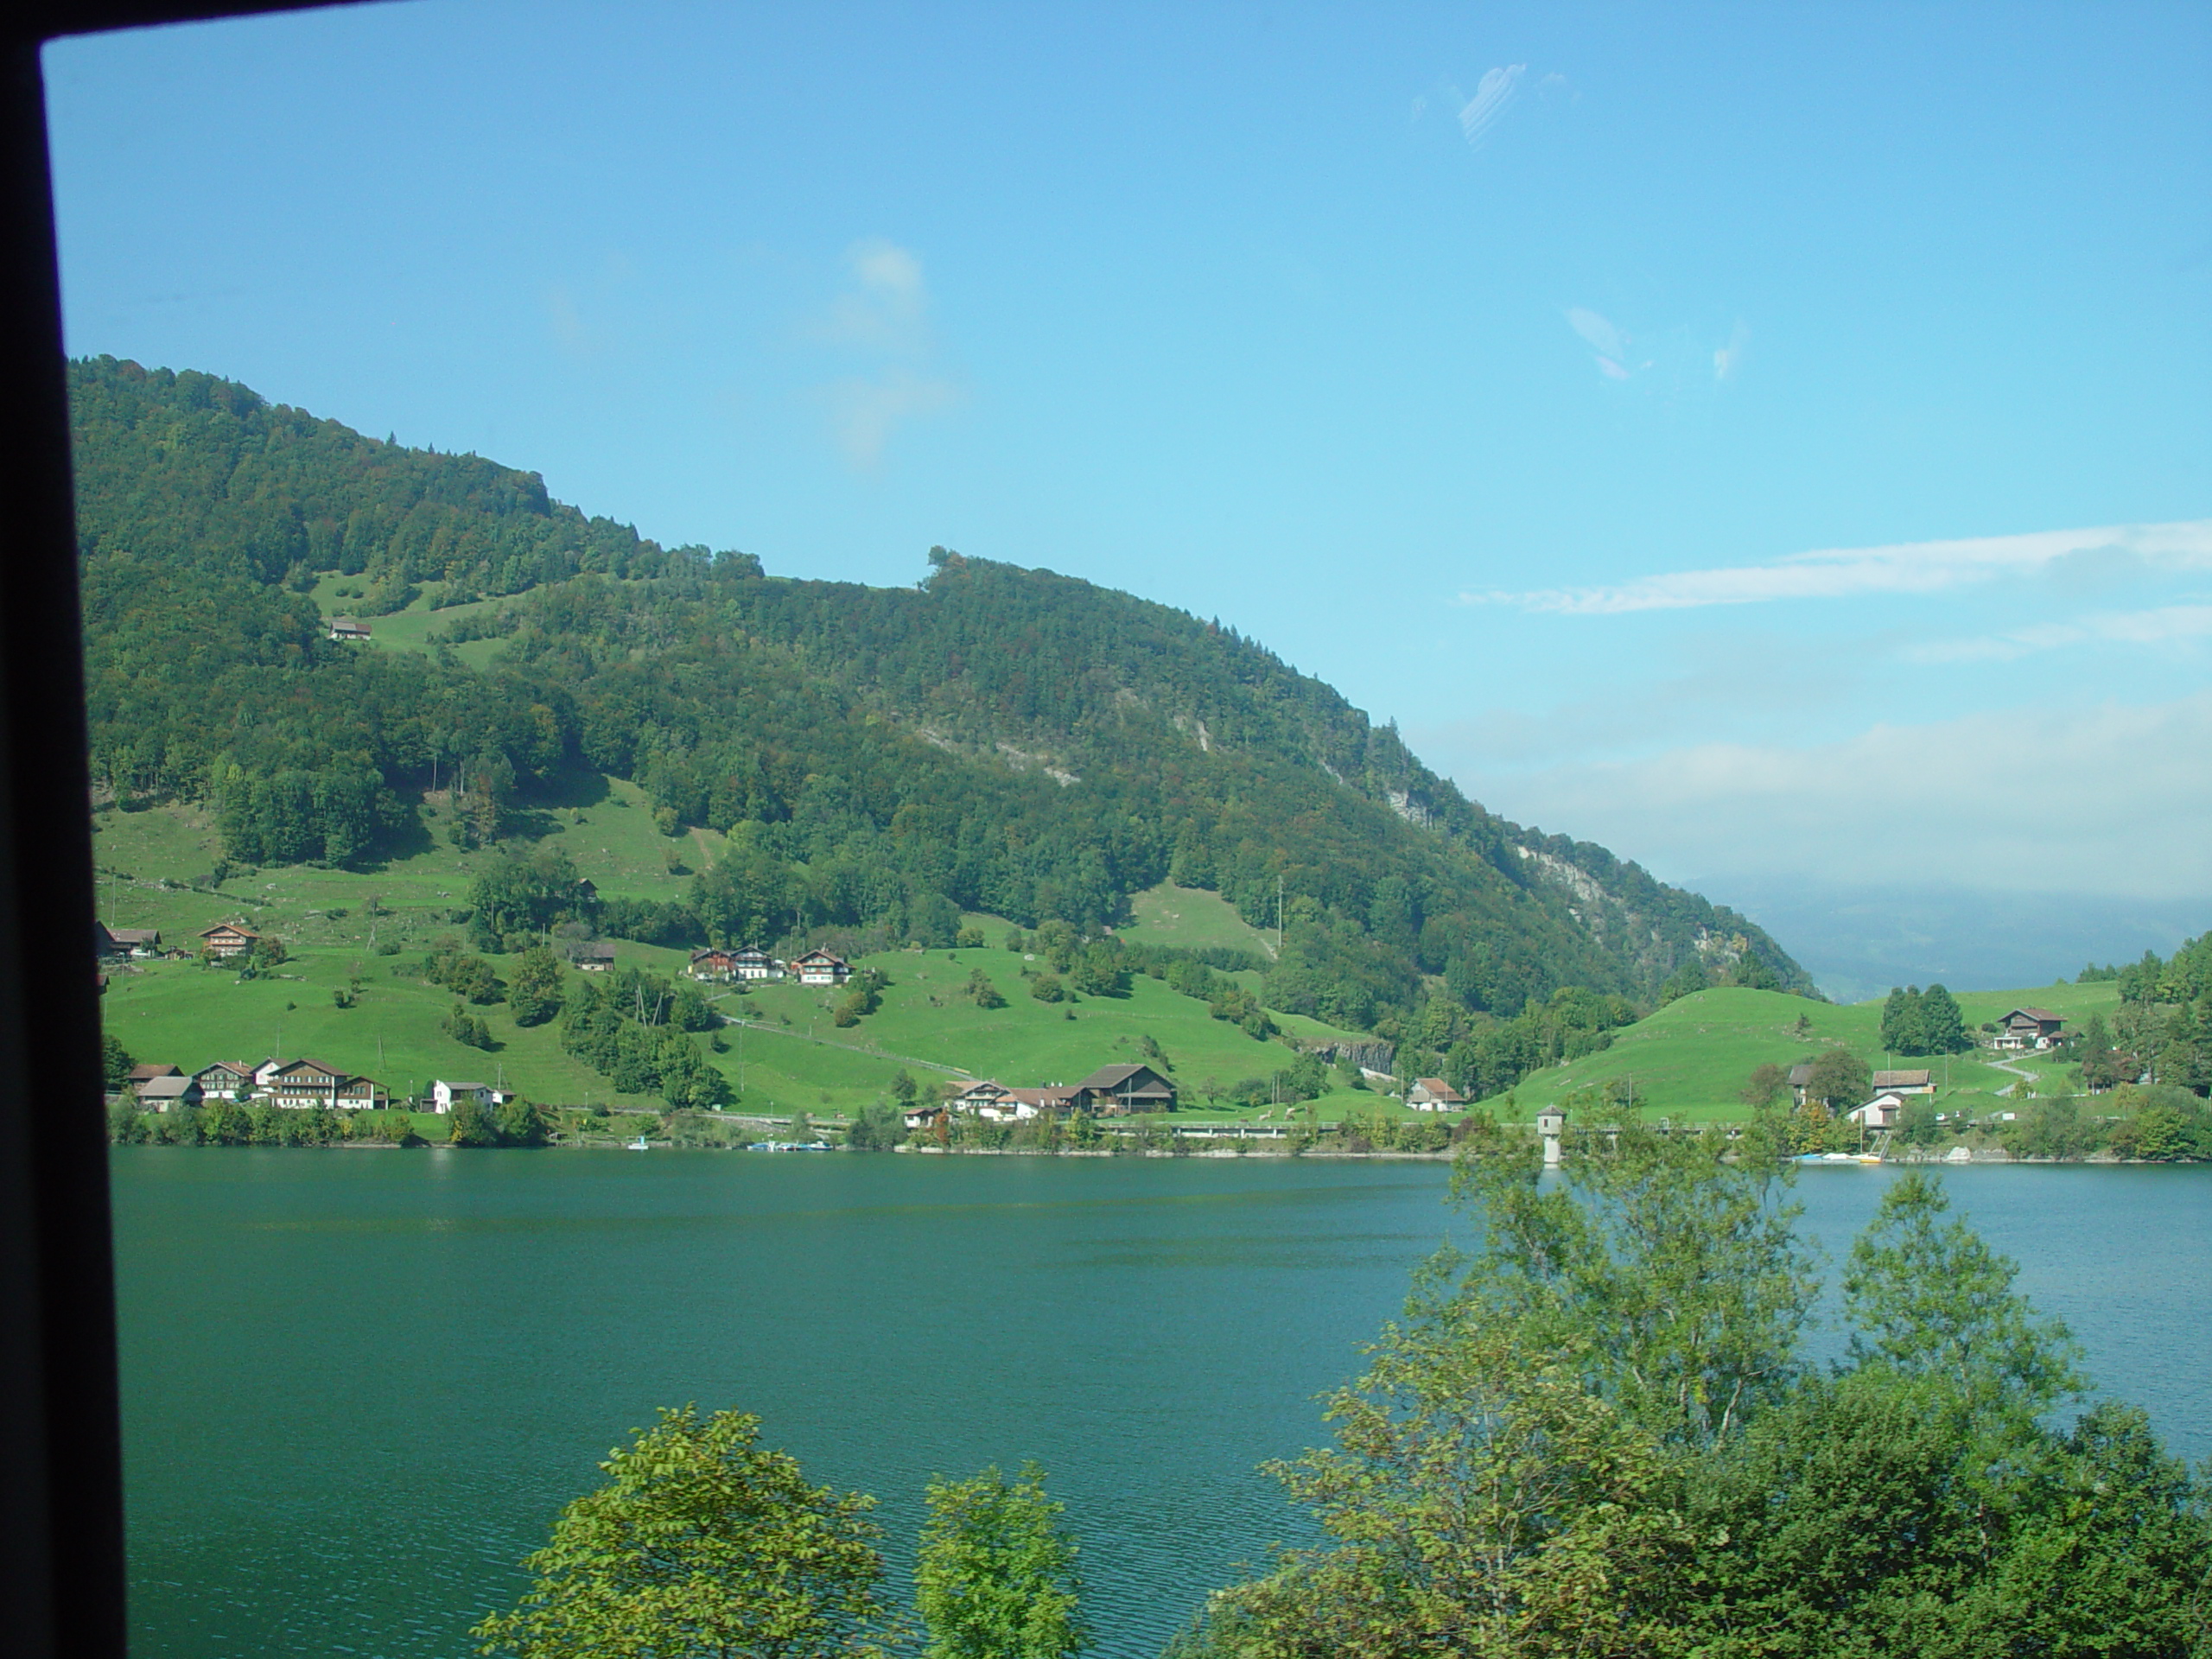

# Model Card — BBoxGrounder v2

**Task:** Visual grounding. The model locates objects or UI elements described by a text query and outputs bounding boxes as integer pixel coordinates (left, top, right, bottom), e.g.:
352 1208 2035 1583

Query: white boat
627 1135 651 1151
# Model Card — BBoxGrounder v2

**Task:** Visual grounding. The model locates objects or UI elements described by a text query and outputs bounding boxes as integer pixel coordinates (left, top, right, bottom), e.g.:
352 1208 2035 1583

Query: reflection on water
111 1150 2209 1658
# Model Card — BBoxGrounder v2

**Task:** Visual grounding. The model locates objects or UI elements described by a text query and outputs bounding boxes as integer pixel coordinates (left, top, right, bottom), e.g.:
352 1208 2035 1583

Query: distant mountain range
69 354 1812 1053
1702 877 2208 1004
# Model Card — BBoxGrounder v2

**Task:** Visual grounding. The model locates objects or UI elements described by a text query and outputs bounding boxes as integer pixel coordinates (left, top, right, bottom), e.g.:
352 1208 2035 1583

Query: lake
111 1149 2210 1657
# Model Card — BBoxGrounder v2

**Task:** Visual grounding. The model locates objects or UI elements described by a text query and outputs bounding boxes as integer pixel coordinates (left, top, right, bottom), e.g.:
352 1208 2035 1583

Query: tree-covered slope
70 355 1811 1054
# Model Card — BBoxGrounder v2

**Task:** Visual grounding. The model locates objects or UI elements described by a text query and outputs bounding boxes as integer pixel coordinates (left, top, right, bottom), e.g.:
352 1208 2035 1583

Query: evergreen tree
1878 986 1926 1054
1917 982 1967 1054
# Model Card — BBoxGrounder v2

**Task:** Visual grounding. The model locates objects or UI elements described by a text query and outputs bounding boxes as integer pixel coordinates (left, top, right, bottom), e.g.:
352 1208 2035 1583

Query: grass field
96 798 2128 1129
1483 982 2124 1124
1117 882 1276 958
93 803 1376 1117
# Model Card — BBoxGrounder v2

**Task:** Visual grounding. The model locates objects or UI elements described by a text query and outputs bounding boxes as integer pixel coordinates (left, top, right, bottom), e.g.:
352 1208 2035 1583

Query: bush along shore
105 1091 2212 1160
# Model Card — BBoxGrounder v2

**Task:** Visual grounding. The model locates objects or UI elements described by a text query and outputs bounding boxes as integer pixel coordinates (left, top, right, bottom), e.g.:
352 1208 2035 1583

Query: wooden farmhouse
327 616 372 641
262 1058 383 1110
1872 1069 1934 1096
1070 1063 1175 1116
191 1061 256 1102
688 948 740 982
94 922 162 957
1993 1007 2066 1051
575 941 618 972
198 922 258 960
136 1075 203 1112
793 949 851 987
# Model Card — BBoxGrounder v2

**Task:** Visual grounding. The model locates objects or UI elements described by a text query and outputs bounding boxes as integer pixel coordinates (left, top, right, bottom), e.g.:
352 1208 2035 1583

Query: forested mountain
71 355 1811 1056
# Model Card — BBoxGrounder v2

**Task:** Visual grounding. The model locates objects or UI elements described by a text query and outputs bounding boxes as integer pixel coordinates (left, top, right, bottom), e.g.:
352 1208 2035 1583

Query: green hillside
72 354 1814 1103
1485 982 2126 1124
95 800 1374 1118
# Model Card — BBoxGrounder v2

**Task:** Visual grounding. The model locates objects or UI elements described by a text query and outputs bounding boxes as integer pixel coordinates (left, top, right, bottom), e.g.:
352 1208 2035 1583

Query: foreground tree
473 1406 893 1659
1171 1138 2212 1658
915 1464 1089 1659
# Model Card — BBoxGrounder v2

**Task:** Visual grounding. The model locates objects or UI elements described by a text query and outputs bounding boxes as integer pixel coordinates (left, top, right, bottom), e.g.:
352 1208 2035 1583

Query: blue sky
43 1 2212 984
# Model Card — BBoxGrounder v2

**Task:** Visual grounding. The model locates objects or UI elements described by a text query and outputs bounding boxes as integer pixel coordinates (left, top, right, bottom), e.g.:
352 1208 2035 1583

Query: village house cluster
900 1063 1177 1130
115 1055 513 1116
684 946 851 986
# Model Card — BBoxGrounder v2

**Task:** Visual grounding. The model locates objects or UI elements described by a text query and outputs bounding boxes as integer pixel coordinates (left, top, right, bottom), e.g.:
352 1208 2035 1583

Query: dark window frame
0 8 347 1656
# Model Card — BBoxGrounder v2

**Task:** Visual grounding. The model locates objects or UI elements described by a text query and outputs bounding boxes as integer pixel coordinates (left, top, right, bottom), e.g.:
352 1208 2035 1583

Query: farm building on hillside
1994 1008 2065 1050
575 941 618 972
1406 1077 1468 1112
327 616 372 641
95 923 162 957
198 922 258 960
137 1075 203 1112
1849 1093 1909 1130
1071 1063 1175 1116
192 1061 256 1102
948 1081 1040 1122
263 1058 384 1110
688 948 739 982
1872 1069 1934 1095
792 949 850 987
432 1079 496 1114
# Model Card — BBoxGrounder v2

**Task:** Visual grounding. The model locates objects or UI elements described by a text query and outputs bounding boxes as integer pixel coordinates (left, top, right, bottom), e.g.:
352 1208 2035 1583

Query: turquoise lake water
110 1150 2210 1657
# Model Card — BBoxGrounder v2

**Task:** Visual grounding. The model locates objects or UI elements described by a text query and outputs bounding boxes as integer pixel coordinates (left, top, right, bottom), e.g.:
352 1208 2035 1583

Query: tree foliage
1173 1139 2212 1657
472 1405 893 1659
72 356 1813 1069
915 1464 1089 1659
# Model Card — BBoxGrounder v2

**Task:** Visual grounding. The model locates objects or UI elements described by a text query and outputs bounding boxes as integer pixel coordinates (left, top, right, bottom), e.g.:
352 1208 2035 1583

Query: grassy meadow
1484 980 2123 1124
93 801 1375 1119
98 792 2125 1130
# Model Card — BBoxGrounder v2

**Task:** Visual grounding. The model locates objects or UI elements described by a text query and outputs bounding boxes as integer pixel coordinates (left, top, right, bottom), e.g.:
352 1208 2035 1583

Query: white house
1848 1093 1909 1130
432 1079 495 1115
948 1080 1041 1122
734 949 779 981
1406 1077 1468 1112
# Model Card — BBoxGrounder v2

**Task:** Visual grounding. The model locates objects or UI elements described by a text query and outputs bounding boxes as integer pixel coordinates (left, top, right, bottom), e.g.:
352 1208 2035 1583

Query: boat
627 1135 651 1151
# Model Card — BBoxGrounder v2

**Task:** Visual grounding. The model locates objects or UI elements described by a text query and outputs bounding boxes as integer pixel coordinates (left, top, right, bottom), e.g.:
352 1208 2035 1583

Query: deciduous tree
473 1406 893 1659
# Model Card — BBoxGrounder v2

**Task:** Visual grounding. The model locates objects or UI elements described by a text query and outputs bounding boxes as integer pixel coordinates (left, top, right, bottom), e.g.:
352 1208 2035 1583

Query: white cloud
1458 64 1525 149
1904 602 2212 664
1469 519 2212 615
809 238 959 467
822 369 961 469
1465 693 2212 899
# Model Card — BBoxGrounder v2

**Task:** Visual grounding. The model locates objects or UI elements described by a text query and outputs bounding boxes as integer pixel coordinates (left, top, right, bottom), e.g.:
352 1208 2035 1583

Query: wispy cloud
1468 520 2212 615
1459 692 2212 899
810 238 959 467
1906 601 2212 664
1458 64 1525 149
